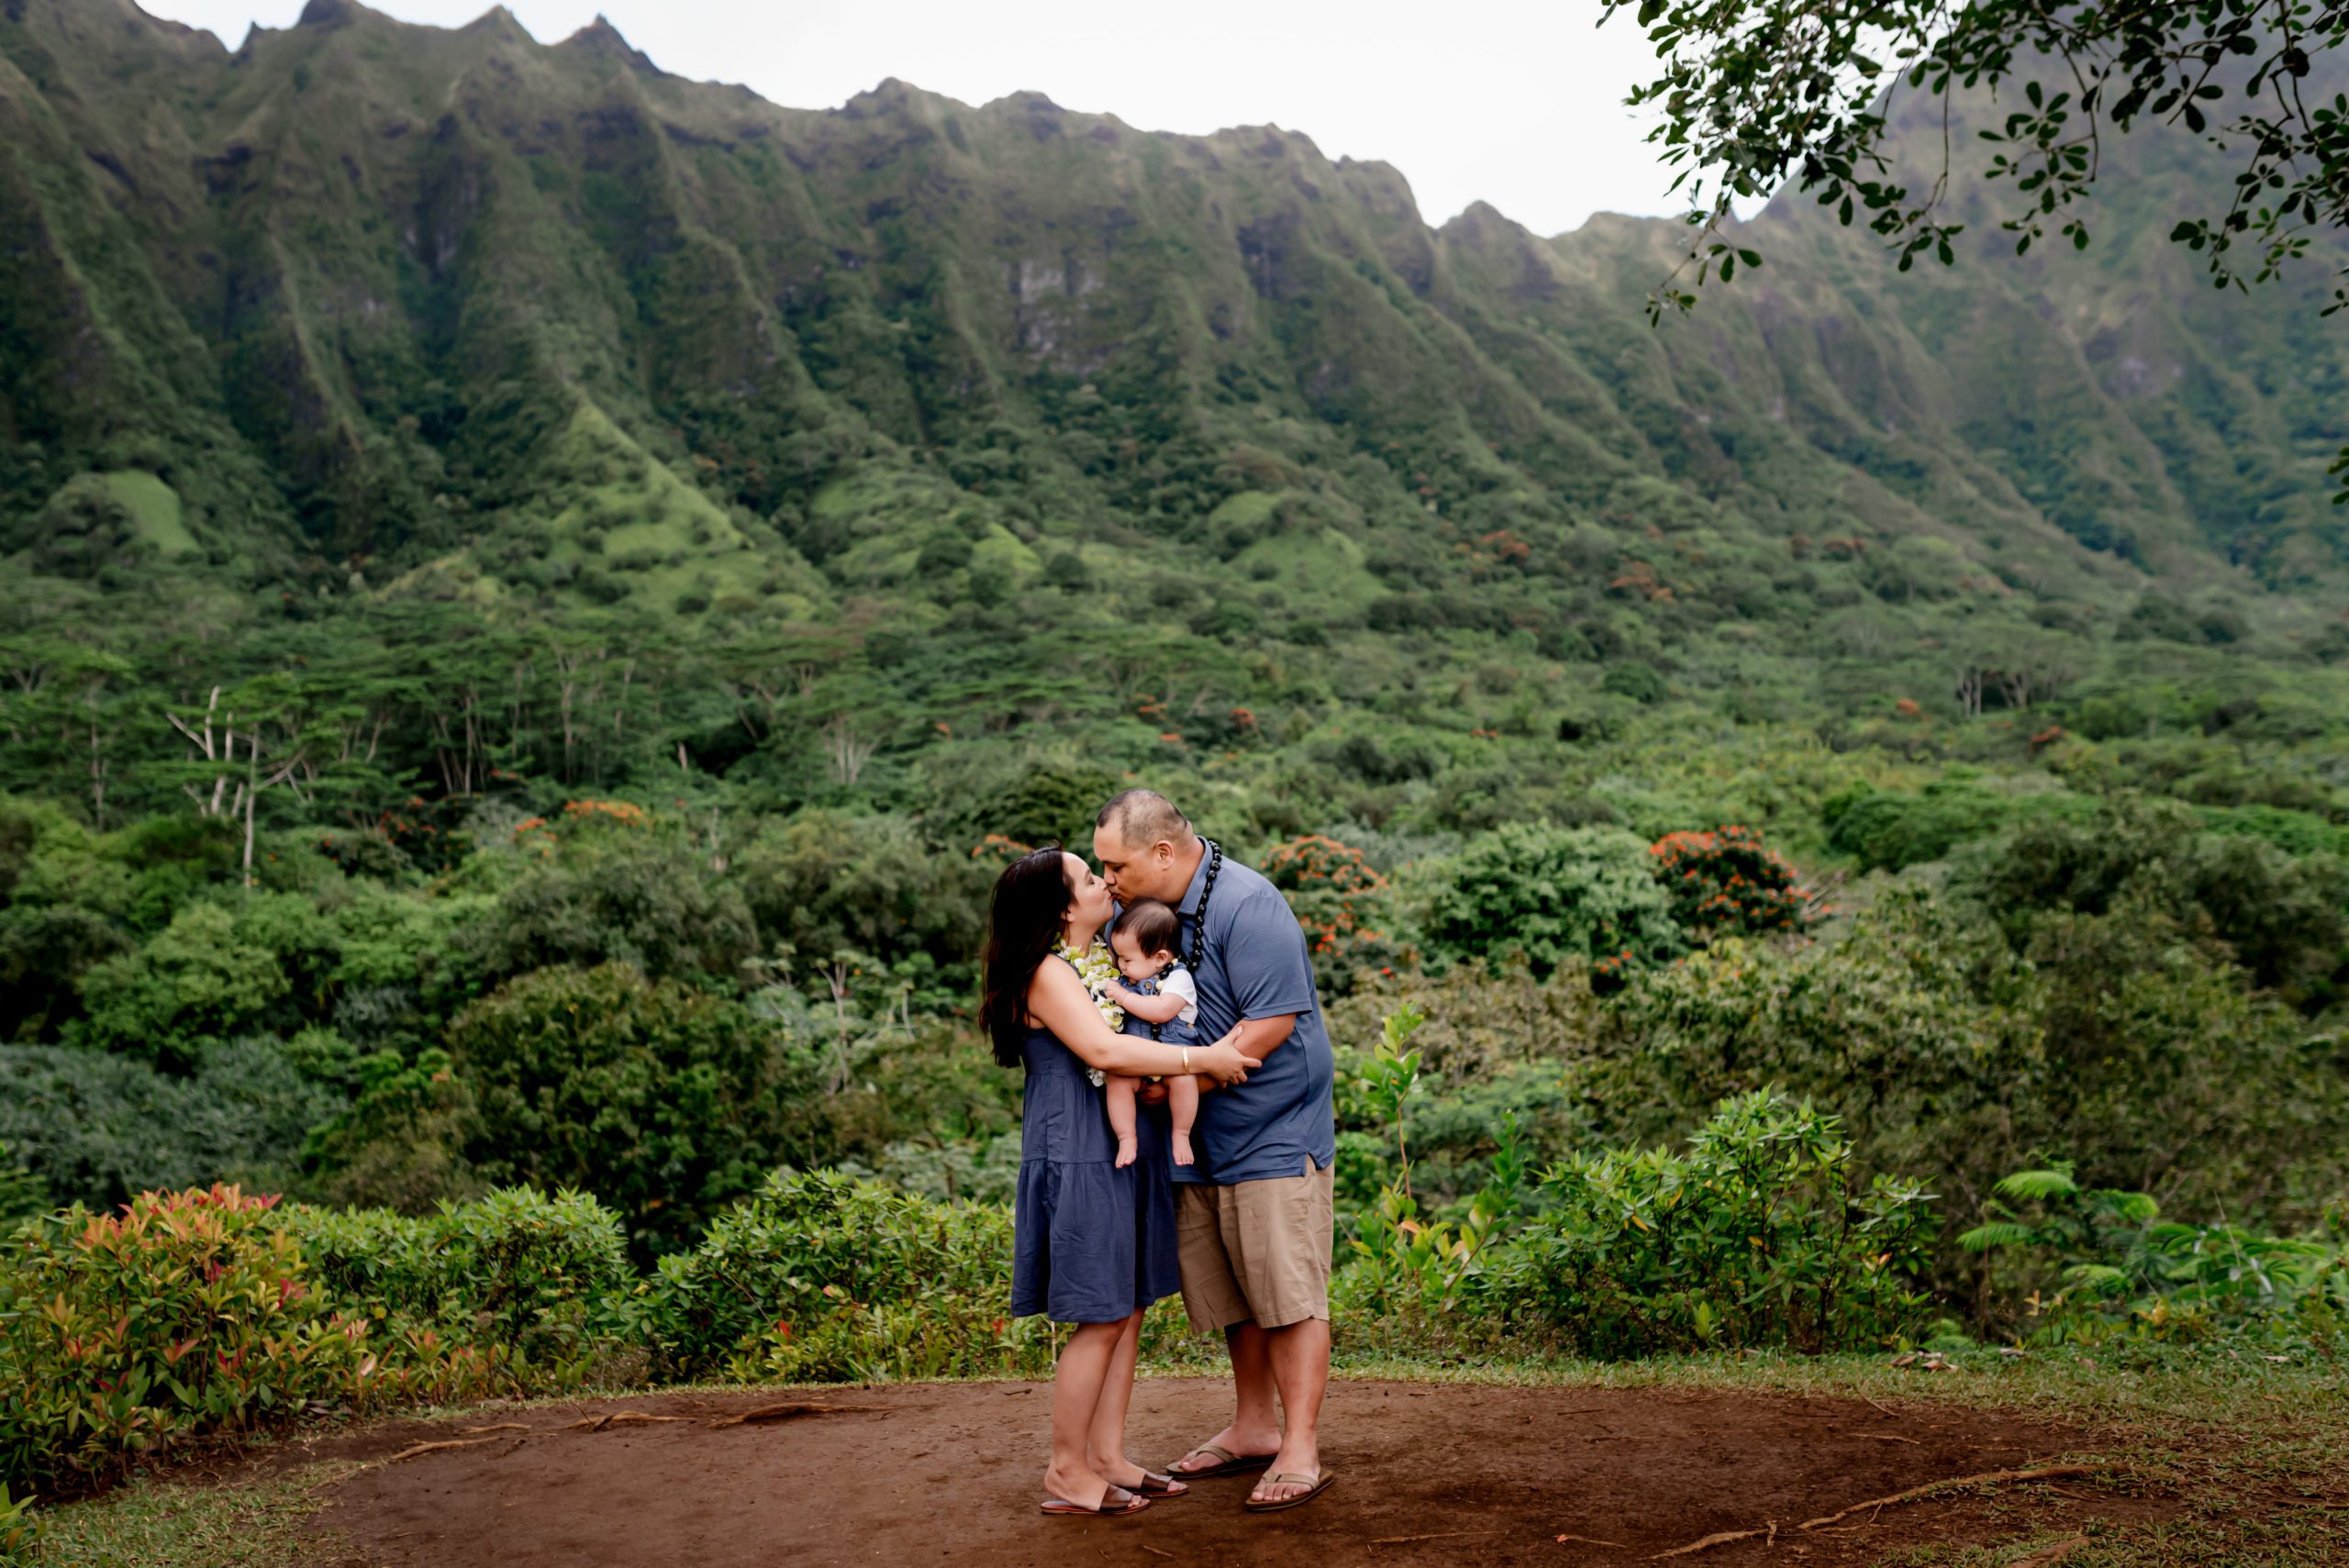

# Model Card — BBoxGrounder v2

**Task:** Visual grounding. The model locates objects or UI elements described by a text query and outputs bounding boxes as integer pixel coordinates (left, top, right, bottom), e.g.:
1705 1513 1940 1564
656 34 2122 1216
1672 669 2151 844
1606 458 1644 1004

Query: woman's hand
1189 1027 1256 1086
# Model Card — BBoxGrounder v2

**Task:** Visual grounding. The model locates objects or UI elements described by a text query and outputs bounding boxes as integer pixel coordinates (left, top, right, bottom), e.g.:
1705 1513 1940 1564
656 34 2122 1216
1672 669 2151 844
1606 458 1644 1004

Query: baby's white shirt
1158 965 1199 1029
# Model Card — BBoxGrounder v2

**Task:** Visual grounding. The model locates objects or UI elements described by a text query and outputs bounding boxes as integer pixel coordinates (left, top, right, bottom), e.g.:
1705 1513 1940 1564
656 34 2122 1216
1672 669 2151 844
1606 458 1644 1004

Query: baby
1100 898 1204 1169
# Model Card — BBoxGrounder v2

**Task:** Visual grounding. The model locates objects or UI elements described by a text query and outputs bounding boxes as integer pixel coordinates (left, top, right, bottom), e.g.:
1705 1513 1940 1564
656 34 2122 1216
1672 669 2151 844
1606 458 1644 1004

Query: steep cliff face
1 0 2341 624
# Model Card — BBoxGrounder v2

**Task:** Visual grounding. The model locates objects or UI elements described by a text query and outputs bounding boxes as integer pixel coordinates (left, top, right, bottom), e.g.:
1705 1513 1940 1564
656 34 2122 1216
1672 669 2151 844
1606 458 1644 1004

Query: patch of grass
1889 1505 2349 1566
1233 525 1385 610
99 472 193 556
27 1462 356 1568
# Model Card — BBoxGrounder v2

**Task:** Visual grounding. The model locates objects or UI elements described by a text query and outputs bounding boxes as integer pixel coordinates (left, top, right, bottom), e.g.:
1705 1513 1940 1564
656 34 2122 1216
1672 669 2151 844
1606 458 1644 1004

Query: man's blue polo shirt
1161 846 1336 1185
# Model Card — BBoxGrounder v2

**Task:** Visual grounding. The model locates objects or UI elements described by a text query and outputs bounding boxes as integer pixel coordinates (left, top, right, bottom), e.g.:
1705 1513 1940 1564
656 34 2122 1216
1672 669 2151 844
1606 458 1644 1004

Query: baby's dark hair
1115 898 1181 959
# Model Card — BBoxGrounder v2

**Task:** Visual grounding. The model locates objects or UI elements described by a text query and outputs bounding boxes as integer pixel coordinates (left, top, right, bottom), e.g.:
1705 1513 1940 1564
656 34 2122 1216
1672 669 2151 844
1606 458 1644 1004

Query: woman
980 846 1255 1518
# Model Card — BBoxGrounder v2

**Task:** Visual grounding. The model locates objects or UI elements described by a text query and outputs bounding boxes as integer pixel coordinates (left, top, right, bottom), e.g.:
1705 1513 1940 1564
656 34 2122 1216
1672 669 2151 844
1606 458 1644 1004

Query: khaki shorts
1174 1157 1334 1331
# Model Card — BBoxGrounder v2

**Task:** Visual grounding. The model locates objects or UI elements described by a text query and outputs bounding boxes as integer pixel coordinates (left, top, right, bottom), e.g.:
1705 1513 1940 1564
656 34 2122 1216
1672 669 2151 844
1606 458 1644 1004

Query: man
1092 788 1337 1513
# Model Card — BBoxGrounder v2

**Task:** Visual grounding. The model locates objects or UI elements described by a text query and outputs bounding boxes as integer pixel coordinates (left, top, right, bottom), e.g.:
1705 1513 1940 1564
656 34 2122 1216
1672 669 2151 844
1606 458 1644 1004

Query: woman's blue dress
1009 990 1180 1325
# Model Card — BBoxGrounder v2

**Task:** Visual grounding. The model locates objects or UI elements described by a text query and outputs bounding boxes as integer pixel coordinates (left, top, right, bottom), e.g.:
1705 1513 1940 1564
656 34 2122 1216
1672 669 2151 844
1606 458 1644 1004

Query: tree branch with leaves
1608 1 2349 344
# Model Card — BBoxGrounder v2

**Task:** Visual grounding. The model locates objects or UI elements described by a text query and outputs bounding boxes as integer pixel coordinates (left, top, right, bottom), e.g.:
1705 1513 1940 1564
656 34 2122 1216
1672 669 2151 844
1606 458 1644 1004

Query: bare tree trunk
88 721 106 828
823 715 876 785
243 751 260 884
1954 667 1984 720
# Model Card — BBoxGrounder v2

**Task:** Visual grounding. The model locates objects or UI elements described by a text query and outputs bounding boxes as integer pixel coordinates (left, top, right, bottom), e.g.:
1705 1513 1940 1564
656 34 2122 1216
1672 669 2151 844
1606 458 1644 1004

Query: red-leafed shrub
1649 826 1819 940
0 1184 506 1499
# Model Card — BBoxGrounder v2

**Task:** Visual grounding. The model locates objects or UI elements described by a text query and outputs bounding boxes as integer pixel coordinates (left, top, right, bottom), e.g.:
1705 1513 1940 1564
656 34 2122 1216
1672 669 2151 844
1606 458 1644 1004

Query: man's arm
1186 1013 1295 1096
1234 1014 1297 1061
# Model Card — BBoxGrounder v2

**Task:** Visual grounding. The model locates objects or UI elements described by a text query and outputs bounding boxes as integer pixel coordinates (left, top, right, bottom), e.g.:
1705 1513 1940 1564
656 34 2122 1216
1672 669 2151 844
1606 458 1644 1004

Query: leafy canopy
1607 0 2349 347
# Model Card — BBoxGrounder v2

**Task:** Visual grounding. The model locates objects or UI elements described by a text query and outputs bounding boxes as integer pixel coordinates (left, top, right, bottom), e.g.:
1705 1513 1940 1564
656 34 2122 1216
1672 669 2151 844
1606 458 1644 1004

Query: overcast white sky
140 0 1703 237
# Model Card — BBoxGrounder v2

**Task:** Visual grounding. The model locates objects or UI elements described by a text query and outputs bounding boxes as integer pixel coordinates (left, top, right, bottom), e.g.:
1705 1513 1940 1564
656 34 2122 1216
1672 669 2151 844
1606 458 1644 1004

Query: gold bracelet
1180 1047 1192 1075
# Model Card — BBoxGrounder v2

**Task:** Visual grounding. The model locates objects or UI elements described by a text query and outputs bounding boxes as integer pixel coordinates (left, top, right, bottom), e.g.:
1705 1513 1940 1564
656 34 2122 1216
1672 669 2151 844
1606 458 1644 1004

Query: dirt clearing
284 1378 2174 1566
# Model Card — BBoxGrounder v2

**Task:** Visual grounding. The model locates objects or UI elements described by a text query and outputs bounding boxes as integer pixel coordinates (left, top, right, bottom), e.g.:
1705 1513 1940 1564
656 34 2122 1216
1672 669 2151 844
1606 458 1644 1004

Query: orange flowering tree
1648 825 1819 941
1261 834 1403 991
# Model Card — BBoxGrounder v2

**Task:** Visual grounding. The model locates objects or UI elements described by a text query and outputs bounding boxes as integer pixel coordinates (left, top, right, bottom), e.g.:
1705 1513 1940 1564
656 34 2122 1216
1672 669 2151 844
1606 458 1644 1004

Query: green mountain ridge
2 0 2344 733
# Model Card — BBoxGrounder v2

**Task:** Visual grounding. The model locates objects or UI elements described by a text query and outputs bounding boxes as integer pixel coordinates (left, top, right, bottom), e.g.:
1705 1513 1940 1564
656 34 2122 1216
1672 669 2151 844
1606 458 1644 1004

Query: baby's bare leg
1105 1074 1140 1168
1168 1074 1199 1167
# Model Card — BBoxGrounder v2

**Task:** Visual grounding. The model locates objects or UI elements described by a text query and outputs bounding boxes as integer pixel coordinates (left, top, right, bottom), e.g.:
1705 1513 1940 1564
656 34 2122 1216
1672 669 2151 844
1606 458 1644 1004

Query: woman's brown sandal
1041 1485 1152 1517
1129 1470 1188 1496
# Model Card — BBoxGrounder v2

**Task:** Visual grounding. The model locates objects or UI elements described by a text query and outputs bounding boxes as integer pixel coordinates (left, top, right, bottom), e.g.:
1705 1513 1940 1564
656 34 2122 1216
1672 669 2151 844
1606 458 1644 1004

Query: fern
1993 1169 2079 1201
1959 1220 2040 1252
2059 1262 2131 1296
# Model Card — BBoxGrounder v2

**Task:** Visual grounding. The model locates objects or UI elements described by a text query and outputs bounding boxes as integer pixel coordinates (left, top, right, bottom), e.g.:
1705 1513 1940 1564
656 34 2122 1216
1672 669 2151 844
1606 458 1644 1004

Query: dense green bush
1962 1168 2349 1351
0 1185 503 1498
0 1145 44 1224
733 808 988 992
1593 888 2349 1290
443 965 818 1258
1477 1092 1939 1355
464 832 755 984
1423 823 1682 980
1965 799 2349 1009
276 1186 635 1382
1823 782 2097 873
642 1168 1047 1382
0 1041 340 1211
72 904 290 1071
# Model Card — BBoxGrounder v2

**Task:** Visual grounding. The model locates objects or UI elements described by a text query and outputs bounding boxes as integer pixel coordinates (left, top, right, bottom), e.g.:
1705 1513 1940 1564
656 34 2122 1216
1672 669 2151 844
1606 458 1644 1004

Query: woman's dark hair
1114 898 1180 961
979 846 1073 1068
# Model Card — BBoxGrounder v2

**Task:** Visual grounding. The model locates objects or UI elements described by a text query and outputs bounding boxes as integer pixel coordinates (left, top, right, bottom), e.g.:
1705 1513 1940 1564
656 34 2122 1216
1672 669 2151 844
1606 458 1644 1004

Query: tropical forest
2 0 2347 1561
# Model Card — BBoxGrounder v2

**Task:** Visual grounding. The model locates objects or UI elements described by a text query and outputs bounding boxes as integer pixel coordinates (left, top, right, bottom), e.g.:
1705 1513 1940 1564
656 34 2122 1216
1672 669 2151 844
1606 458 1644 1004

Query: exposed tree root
458 1424 530 1435
1553 1533 1628 1548
706 1402 888 1429
568 1413 697 1433
1798 1465 2097 1530
381 1438 503 1464
1649 1528 1763 1559
1646 1465 2099 1559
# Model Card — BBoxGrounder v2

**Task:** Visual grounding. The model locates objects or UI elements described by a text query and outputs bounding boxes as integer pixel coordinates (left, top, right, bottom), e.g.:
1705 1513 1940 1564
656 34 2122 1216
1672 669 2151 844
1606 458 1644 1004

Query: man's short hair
1096 788 1194 850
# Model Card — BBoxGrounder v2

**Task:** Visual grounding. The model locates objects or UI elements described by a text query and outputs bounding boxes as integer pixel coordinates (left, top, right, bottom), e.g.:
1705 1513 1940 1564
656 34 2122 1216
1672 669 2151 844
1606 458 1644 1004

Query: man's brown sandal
1164 1443 1273 1479
1041 1485 1152 1517
1243 1471 1336 1513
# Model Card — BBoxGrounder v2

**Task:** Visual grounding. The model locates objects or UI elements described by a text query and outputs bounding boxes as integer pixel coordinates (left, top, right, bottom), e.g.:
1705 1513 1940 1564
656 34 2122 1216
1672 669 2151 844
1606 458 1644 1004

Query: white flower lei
1055 936 1124 1087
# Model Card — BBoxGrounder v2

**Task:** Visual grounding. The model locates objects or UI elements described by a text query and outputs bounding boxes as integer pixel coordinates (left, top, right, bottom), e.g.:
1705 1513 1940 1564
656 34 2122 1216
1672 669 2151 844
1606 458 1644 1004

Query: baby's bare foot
1115 1136 1138 1169
1171 1132 1194 1167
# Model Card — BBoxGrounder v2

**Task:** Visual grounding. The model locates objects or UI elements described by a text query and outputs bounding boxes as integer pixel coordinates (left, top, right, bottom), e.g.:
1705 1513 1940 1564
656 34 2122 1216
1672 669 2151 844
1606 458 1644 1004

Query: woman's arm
1030 962 1252 1084
1106 980 1186 1025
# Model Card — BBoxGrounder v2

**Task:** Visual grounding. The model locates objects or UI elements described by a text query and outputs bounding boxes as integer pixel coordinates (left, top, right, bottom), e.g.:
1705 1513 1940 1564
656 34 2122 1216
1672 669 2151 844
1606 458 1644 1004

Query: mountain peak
295 0 368 28
558 13 656 72
457 6 530 40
